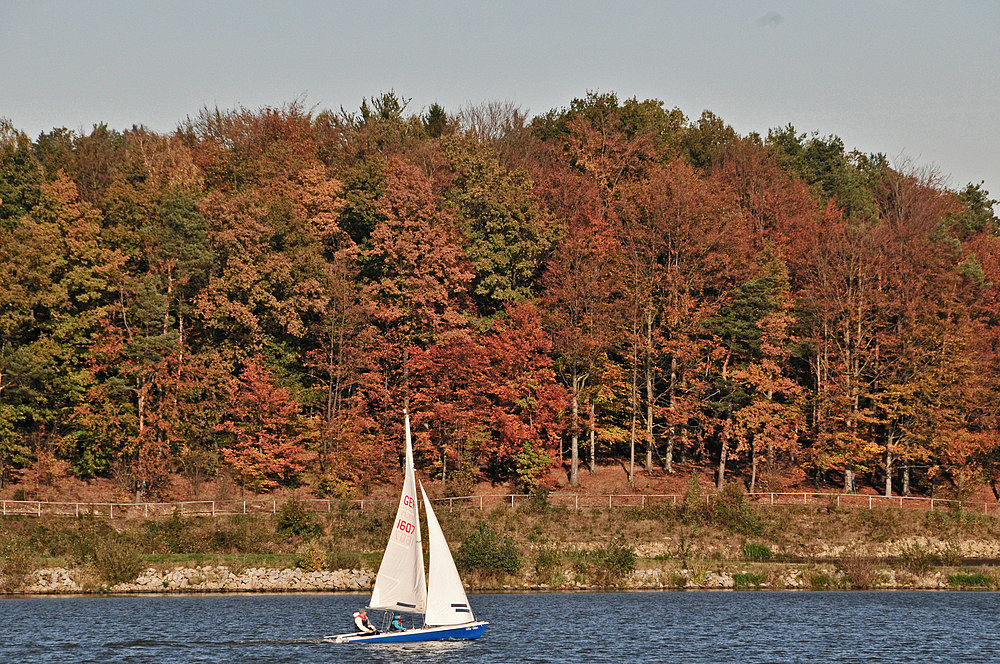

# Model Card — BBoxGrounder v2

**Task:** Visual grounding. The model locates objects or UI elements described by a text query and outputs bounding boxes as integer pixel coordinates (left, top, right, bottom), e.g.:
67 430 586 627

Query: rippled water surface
2 591 997 663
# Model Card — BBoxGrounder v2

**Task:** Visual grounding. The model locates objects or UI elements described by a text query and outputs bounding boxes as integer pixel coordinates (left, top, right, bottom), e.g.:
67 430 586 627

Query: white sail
420 483 476 626
369 411 426 613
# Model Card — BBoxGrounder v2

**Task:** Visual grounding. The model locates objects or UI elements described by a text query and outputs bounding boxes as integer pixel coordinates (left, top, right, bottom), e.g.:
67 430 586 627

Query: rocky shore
5 562 966 595
13 566 374 595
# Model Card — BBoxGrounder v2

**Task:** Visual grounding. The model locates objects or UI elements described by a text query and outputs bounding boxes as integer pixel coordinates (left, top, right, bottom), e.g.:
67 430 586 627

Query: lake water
1 590 997 663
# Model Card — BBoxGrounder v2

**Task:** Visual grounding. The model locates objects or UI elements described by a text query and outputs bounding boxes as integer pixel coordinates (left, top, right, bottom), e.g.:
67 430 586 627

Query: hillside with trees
2 92 999 503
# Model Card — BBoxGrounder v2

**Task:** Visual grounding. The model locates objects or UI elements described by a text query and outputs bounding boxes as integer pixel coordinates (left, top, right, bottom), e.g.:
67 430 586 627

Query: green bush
295 540 326 572
455 523 520 577
743 541 773 562
94 534 144 586
710 482 760 536
513 441 552 494
276 500 321 539
592 534 636 583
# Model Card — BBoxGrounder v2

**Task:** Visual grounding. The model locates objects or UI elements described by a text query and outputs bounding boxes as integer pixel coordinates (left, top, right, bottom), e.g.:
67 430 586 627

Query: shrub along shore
4 484 1000 595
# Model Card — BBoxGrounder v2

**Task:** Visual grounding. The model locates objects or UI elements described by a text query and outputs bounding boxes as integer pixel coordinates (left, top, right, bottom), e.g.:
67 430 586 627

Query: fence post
110 504 114 519
931 498 934 511
212 501 216 517
38 501 42 517
273 499 276 514
837 495 840 508
642 495 646 508
511 495 514 508
480 496 483 511
609 495 612 509
869 495 872 510
575 496 579 511
804 493 807 505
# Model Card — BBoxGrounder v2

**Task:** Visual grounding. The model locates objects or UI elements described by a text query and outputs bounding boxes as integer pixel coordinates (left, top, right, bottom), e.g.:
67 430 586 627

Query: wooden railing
1 491 997 518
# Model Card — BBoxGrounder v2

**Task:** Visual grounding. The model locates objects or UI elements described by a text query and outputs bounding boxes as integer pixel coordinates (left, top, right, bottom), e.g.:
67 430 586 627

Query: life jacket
353 612 369 632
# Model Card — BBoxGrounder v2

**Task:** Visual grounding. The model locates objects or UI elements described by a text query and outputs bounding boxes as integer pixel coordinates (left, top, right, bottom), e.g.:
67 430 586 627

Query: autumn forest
2 93 999 503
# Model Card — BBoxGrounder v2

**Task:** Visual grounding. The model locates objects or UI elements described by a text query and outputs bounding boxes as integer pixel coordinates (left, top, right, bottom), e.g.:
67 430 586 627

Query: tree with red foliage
409 302 568 490
539 167 623 486
216 356 305 491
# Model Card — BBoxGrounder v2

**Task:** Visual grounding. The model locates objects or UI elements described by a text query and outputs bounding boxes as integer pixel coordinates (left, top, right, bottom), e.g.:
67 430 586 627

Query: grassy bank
4 484 1000 593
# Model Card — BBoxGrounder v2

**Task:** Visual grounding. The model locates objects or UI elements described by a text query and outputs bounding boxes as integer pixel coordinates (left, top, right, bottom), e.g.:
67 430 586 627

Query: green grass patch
733 571 765 588
947 571 994 588
743 541 773 561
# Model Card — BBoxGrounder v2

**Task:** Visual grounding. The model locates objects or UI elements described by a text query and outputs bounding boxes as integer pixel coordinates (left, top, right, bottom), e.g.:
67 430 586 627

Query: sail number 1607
392 518 415 546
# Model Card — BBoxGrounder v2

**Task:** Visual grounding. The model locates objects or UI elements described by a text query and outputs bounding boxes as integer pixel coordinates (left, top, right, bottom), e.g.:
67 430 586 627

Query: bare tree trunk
844 465 855 494
629 325 638 486
717 416 731 491
750 440 758 494
135 382 147 503
645 312 655 473
902 462 910 496
665 355 676 474
569 369 587 487
588 401 596 474
884 447 893 498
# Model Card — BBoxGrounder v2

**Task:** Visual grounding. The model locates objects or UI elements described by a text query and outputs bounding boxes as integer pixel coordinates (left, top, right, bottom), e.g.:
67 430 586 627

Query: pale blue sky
2 0 998 200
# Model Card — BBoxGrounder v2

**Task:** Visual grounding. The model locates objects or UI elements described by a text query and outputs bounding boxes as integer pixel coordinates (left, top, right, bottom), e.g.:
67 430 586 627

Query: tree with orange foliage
216 356 305 492
539 167 623 486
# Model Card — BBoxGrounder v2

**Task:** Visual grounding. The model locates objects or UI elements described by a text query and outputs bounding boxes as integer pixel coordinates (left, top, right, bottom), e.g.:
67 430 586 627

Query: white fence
1 491 997 519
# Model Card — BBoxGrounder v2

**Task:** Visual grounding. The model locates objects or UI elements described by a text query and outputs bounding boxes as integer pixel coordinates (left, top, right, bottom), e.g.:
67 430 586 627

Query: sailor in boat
389 613 405 632
353 609 377 634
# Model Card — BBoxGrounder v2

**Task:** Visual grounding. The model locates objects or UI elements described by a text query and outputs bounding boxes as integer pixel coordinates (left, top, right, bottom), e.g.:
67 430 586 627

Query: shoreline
2 562 987 596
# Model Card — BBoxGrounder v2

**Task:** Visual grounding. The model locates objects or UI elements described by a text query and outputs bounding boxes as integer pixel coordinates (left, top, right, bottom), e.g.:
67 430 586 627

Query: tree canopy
2 92 998 501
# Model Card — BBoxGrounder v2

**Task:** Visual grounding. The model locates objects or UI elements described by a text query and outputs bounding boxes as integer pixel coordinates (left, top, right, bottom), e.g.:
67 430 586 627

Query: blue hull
327 621 486 643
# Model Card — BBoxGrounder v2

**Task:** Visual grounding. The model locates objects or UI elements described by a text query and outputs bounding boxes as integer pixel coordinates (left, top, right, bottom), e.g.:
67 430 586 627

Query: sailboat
326 411 488 643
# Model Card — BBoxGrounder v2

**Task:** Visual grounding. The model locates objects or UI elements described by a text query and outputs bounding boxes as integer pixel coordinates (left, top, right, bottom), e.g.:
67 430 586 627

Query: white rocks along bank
14 566 374 594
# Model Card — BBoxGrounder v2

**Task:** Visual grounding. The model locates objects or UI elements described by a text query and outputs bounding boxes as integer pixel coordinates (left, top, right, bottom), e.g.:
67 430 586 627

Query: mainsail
368 411 426 613
421 483 476 626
